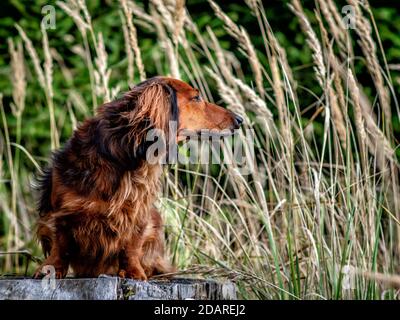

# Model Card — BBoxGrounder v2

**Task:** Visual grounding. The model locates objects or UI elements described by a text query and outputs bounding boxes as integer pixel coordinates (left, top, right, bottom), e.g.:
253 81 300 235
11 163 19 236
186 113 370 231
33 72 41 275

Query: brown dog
34 77 243 279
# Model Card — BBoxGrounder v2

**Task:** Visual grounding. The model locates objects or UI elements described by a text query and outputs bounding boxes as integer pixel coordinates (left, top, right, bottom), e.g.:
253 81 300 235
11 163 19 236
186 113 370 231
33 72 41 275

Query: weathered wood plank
0 277 121 300
123 278 237 300
0 277 236 300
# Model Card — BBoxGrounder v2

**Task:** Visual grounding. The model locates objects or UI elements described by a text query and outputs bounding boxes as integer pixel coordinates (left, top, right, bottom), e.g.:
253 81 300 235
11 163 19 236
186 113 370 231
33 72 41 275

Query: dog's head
160 77 243 141
96 76 242 168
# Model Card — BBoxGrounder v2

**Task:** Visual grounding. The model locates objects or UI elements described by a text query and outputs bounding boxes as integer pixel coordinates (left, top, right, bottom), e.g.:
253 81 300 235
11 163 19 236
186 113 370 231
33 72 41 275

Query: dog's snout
233 114 243 129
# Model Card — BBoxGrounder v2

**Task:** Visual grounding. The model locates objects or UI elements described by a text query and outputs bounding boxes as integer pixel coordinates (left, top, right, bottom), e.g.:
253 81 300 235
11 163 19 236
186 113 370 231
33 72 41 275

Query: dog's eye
191 95 202 102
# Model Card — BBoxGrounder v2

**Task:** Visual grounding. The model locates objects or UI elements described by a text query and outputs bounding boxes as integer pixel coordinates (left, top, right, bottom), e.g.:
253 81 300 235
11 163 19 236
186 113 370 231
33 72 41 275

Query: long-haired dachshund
34 76 243 279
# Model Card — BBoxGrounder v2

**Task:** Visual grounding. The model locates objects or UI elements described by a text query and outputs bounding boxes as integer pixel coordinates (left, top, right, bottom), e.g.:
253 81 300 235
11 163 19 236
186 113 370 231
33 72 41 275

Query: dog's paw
33 265 66 279
118 268 147 281
33 269 45 279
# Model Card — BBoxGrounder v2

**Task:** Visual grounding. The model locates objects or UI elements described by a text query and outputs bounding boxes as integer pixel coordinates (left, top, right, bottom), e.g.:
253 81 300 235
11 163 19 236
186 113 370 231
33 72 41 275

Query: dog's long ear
125 82 174 147
95 79 177 170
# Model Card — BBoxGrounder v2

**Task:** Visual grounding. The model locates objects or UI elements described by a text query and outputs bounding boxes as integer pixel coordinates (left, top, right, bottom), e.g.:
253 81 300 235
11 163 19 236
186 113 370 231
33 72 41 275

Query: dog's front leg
119 231 147 281
34 228 70 279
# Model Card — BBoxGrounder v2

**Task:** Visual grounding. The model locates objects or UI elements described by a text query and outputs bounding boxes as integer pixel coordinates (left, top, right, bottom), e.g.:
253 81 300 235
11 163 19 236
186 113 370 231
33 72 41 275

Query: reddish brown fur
35 77 241 279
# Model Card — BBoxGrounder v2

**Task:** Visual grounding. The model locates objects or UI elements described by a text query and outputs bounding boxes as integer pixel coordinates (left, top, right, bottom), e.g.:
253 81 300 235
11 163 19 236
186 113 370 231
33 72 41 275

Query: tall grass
0 0 399 299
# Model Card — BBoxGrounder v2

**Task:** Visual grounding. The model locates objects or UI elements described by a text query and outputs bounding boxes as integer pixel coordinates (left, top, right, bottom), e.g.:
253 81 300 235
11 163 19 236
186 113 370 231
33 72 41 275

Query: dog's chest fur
63 164 162 259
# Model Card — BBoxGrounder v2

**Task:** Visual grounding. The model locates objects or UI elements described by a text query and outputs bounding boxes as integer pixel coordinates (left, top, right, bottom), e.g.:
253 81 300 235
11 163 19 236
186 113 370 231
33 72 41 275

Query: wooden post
0 276 237 300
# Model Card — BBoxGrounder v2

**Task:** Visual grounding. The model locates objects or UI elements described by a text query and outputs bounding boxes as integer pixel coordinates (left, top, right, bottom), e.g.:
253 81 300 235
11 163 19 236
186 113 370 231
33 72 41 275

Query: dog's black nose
233 114 243 128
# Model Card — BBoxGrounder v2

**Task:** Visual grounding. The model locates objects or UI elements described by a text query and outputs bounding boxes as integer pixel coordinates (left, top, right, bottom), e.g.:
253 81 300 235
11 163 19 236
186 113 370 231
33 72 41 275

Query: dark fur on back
36 167 54 216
